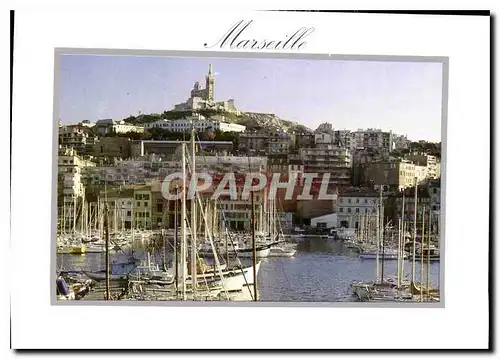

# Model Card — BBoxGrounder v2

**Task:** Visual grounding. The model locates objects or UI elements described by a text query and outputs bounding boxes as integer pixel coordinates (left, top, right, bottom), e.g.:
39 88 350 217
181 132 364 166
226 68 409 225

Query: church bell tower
205 64 215 103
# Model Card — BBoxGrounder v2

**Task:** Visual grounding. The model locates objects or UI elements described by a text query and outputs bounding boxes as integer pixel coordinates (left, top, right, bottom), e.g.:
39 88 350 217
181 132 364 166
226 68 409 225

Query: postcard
9 8 491 350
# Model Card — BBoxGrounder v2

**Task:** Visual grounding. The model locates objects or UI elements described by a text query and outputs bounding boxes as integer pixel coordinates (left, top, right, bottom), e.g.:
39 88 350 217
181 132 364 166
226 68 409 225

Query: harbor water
56 236 440 302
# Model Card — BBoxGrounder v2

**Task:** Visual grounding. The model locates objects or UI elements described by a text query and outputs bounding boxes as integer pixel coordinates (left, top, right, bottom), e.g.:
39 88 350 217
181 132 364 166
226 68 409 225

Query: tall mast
104 201 110 300
251 191 258 301
400 193 405 285
80 197 84 234
412 177 418 283
380 186 385 284
62 198 66 234
376 186 382 283
190 118 197 295
181 143 187 300
73 196 77 234
420 204 426 301
397 218 401 288
174 186 179 295
114 200 117 233
427 207 431 295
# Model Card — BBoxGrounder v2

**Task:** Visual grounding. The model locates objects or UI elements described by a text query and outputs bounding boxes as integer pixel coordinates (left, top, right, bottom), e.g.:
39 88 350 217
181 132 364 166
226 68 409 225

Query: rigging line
185 208 227 299
192 133 255 299
192 136 246 257
184 141 232 299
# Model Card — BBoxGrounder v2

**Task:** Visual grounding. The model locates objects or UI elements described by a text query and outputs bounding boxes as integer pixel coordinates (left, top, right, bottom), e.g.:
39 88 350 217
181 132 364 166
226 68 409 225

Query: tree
199 130 216 141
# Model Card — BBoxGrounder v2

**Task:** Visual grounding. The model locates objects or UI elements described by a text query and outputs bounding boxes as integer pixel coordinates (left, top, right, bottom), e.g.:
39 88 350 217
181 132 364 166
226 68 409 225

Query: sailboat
177 122 262 298
268 200 297 258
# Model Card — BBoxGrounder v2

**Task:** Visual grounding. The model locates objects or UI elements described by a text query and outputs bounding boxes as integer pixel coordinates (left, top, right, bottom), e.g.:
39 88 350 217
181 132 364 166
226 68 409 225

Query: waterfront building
98 187 134 230
296 199 337 221
58 147 96 231
310 213 338 229
133 185 153 230
426 178 441 212
337 189 380 228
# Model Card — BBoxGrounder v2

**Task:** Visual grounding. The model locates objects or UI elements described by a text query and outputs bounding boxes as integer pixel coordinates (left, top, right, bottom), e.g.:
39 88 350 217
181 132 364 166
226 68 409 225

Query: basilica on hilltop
173 64 240 114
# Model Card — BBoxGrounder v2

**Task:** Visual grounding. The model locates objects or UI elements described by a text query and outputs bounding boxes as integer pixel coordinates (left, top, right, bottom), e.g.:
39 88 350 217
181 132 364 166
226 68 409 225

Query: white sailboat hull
236 248 271 259
82 271 129 281
189 262 261 292
359 253 406 260
268 247 296 257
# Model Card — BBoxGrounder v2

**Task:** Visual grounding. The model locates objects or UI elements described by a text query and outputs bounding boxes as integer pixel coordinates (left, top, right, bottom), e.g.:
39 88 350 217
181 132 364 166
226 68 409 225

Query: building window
157 204 163 212
365 199 368 203
127 211 131 216
348 199 351 204
145 202 149 207
339 207 343 213
365 208 368 213
137 202 140 207
145 212 149 218
356 208 360 213
356 198 360 203
347 208 351 213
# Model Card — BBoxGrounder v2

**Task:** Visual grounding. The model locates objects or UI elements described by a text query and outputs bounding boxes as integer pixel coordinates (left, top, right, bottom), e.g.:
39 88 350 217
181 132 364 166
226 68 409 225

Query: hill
122 109 312 133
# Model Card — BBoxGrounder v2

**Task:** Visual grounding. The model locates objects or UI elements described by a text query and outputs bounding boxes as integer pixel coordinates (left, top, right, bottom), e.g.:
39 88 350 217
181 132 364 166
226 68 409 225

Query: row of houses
144 115 246 133
77 181 292 232
309 181 441 231
58 143 440 232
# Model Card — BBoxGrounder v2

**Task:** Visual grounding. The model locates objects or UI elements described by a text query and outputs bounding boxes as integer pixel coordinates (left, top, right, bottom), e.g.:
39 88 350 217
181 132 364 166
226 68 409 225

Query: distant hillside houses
144 114 245 133
95 118 145 136
314 123 410 152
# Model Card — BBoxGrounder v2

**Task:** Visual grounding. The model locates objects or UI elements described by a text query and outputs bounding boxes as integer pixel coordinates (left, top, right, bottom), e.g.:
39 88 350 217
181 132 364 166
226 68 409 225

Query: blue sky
59 55 444 142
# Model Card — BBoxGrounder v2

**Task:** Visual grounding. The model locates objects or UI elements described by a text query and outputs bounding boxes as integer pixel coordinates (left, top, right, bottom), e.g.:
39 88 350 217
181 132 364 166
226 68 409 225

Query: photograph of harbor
55 54 444 303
